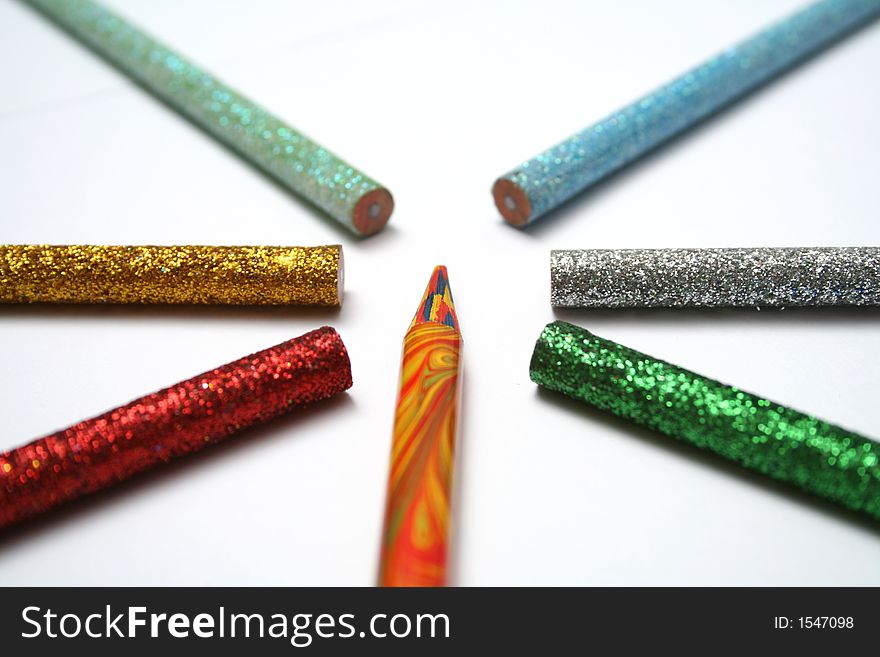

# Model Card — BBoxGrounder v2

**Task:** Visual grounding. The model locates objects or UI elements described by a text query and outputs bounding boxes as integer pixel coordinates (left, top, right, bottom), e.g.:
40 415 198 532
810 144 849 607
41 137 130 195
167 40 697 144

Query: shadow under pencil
533 386 880 539
551 305 880 327
0 393 356 551
514 13 880 235
0 301 344 323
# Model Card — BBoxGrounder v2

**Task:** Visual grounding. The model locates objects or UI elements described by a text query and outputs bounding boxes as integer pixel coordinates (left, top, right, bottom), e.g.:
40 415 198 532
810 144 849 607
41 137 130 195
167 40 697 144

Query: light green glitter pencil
530 321 880 522
24 0 393 236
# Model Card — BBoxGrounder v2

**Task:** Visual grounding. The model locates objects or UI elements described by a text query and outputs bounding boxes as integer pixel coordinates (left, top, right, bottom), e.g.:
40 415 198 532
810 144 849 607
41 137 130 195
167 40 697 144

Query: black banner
0 587 875 653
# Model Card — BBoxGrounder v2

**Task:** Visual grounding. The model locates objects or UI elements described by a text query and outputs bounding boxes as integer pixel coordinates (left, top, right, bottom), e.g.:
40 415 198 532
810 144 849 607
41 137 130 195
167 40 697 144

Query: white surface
1 0 879 586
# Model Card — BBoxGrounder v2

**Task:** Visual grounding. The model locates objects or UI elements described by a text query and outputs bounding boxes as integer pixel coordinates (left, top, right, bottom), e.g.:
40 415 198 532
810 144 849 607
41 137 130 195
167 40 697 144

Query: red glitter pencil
0 326 352 530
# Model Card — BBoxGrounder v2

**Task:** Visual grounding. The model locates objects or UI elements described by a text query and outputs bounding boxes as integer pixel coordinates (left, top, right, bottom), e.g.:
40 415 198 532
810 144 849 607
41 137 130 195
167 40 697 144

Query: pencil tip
410 266 459 331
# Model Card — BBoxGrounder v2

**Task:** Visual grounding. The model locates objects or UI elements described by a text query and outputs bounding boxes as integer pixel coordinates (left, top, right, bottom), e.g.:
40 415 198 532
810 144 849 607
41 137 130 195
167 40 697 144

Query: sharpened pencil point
410 266 459 331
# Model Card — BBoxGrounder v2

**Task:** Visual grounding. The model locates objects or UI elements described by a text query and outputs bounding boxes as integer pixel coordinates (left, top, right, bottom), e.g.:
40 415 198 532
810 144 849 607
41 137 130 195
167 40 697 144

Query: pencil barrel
550 247 880 308
0 244 343 306
379 324 461 587
0 326 353 530
530 320 880 521
23 0 392 235
495 0 880 225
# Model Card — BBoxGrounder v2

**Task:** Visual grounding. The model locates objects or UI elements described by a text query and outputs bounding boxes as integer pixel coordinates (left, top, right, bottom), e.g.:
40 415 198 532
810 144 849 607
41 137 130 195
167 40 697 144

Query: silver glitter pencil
493 0 880 226
551 247 880 308
24 0 393 236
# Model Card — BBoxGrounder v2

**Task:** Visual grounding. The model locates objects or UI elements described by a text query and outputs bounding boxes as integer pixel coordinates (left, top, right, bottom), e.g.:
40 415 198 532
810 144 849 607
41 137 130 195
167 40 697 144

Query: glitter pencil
493 0 880 226
0 327 352 530
379 267 463 587
550 247 880 308
23 0 393 236
530 321 880 522
0 244 344 306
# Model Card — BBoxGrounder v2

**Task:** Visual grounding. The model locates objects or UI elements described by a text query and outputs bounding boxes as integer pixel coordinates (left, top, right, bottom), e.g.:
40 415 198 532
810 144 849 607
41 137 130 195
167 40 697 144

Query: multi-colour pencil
379 267 463 587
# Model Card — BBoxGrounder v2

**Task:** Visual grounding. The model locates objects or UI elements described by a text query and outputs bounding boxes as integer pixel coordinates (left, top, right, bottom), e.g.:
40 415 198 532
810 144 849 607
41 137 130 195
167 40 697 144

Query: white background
1 0 878 585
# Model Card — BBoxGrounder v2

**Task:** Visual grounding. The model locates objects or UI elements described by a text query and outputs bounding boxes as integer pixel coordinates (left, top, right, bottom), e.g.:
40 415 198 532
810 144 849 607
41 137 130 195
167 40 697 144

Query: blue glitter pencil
492 0 880 226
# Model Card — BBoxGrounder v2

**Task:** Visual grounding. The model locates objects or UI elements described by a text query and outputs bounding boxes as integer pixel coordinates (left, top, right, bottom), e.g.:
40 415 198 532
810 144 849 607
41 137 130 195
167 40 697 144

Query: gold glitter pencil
0 245 343 306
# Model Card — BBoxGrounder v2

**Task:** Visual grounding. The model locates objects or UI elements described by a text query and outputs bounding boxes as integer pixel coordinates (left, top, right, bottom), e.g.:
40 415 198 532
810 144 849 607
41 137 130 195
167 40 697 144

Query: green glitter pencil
24 0 393 236
530 321 880 522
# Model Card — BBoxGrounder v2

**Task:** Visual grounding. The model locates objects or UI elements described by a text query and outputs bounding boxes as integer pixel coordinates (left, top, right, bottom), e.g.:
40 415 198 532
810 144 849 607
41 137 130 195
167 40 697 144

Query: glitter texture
24 0 393 236
493 0 880 226
0 326 352 530
530 321 880 521
551 247 880 308
379 267 462 587
0 244 343 306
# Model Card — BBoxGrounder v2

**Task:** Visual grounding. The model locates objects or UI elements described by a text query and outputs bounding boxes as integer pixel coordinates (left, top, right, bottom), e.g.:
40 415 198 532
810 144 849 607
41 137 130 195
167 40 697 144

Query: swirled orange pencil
379 266 463 587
